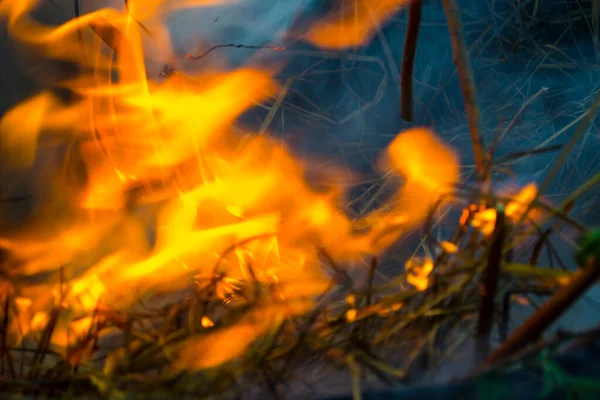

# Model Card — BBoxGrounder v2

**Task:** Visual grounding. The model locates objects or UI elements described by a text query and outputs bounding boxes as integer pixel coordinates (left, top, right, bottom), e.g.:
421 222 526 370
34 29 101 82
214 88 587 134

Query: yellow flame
345 309 358 323
0 0 460 369
470 184 541 236
200 316 215 328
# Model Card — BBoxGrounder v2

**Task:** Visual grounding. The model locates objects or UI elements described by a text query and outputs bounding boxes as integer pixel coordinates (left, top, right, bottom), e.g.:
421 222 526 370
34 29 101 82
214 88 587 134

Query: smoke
166 0 312 57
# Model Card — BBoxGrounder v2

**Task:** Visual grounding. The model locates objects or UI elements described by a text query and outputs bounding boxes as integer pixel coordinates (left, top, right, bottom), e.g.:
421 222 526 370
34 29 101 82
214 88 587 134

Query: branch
476 206 506 360
401 0 424 122
478 256 600 371
441 0 485 179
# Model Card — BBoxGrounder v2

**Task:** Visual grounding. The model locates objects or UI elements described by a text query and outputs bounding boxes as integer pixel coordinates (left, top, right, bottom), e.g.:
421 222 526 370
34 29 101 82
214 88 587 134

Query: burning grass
0 167 595 399
0 204 597 399
0 0 599 399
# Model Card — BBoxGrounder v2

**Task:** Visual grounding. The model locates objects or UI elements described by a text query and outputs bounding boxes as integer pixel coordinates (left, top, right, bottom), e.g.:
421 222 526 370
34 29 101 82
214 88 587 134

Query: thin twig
488 87 549 160
401 0 424 122
0 197 31 203
515 89 600 229
529 228 553 267
442 0 486 179
476 206 505 360
366 257 377 307
494 144 562 165
185 44 286 60
74 0 83 44
500 288 553 342
1 296 16 379
558 171 600 212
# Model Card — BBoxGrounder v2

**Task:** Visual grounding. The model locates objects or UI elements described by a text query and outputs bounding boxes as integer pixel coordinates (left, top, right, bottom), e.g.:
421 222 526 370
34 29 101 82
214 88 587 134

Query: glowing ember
346 295 357 308
470 184 540 236
405 256 434 292
510 295 530 306
377 302 403 317
440 241 458 254
345 308 358 323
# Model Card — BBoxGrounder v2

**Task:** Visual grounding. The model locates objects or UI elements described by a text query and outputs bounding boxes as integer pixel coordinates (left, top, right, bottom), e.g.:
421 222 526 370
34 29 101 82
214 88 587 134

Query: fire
304 0 414 49
200 316 215 328
470 184 540 236
405 256 434 291
0 0 459 370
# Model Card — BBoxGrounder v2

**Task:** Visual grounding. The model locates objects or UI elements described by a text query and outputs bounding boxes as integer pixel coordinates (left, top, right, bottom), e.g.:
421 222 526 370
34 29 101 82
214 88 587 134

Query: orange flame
0 0 459 368
303 0 414 49
405 256 434 291
470 184 540 236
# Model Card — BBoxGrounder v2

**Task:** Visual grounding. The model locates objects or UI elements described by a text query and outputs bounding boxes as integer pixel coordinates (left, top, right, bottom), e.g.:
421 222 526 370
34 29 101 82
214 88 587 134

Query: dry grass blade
513 89 600 231
442 0 486 179
558 171 600 212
